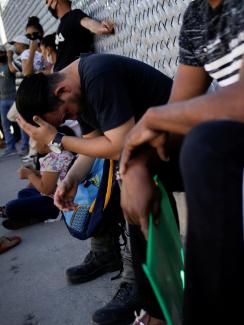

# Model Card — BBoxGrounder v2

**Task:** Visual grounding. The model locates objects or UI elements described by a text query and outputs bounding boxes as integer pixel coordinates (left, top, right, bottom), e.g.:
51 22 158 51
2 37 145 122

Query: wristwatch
48 132 65 154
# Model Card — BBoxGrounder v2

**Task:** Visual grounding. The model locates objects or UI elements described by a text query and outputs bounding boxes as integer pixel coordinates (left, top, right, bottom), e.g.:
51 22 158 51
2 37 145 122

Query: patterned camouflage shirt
179 0 244 87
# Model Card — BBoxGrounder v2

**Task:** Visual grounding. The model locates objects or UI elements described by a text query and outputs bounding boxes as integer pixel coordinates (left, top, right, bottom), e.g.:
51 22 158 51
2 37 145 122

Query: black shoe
92 282 141 325
66 250 122 284
2 217 44 230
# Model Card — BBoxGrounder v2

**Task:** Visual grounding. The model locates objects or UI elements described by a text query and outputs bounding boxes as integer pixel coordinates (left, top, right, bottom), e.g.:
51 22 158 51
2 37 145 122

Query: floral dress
39 151 75 186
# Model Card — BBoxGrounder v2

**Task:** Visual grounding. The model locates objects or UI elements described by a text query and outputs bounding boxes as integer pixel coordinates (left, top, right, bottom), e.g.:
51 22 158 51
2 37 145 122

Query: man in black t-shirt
16 53 172 325
46 0 114 71
16 54 172 157
45 1 117 299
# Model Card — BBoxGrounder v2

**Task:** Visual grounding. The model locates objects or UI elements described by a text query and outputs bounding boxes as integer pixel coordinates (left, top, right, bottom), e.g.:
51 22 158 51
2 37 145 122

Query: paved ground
0 152 187 325
0 153 118 325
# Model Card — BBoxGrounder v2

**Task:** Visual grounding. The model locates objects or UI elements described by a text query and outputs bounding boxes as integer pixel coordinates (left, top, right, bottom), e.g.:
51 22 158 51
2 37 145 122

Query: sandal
0 236 21 254
2 217 44 230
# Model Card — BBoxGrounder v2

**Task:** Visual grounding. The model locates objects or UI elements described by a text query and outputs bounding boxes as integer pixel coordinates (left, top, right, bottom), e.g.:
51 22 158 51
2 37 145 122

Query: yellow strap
103 160 114 209
89 160 114 213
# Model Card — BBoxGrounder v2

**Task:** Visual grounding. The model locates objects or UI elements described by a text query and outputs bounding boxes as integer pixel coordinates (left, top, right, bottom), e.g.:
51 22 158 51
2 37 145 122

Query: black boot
2 217 45 230
92 281 141 325
66 250 122 284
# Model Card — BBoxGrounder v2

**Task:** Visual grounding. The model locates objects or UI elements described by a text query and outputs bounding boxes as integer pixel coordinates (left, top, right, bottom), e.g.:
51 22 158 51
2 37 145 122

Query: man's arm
54 130 103 211
120 60 244 173
80 17 114 35
17 116 135 161
120 64 211 234
142 60 244 136
53 129 97 211
168 64 211 102
61 118 135 160
64 154 95 183
53 154 95 211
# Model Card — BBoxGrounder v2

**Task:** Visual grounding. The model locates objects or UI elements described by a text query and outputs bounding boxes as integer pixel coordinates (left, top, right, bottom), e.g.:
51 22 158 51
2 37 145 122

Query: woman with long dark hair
22 16 44 76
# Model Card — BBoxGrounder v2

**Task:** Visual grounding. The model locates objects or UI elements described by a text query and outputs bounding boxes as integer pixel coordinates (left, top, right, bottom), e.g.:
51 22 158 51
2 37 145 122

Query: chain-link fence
73 0 191 77
2 0 191 77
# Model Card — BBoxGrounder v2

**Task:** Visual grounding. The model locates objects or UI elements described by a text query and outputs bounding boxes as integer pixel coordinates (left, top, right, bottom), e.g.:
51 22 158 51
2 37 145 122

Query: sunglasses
25 32 42 40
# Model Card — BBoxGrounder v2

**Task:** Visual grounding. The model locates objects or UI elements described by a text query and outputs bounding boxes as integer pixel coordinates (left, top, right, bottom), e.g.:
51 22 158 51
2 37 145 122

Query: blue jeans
0 99 15 150
5 187 60 220
180 121 244 325
20 129 29 151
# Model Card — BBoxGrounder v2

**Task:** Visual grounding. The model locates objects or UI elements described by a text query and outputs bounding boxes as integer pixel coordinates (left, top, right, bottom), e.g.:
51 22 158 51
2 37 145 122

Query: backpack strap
89 160 114 213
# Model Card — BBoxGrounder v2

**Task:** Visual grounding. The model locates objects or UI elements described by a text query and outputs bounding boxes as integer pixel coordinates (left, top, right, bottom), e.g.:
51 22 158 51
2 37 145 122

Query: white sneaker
0 148 17 158
133 310 166 325
22 154 36 163
134 310 150 325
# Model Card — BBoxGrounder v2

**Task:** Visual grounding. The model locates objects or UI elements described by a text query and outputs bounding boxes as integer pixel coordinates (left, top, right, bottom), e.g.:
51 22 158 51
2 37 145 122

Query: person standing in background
7 35 30 156
0 45 17 158
45 0 114 72
19 16 45 161
23 16 44 76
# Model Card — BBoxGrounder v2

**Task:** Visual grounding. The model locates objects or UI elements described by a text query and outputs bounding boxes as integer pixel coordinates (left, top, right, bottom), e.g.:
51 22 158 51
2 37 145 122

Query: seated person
15 53 173 325
1 125 75 230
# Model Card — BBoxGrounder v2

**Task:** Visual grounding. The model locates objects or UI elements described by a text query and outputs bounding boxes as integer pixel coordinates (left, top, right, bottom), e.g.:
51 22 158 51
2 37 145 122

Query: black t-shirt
78 54 173 135
54 9 94 72
179 0 244 88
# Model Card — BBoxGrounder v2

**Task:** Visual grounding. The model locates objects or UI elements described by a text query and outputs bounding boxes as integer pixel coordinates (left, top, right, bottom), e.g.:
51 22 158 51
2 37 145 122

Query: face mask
48 6 58 19
13 47 19 55
0 55 7 63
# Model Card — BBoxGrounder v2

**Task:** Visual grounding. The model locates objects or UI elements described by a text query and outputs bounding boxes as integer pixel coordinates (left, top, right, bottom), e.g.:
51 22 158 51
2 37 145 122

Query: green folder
143 177 185 325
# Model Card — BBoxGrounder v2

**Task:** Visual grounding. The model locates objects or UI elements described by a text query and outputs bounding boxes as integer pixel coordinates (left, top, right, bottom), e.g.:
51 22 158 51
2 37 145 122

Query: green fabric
143 177 184 325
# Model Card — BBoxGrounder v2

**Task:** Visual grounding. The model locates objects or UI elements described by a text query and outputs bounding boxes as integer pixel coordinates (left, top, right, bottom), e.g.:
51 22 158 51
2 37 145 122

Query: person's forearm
22 51 35 76
61 135 120 160
81 17 107 35
88 20 102 34
7 58 16 73
144 81 244 135
27 172 43 193
64 155 95 183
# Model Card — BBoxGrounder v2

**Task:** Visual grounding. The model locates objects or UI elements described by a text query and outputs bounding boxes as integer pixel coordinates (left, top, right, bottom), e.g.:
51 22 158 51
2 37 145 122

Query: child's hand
18 166 32 179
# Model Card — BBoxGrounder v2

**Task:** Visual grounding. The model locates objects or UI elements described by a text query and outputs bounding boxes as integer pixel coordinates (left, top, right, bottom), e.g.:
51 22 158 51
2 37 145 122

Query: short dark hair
16 72 65 124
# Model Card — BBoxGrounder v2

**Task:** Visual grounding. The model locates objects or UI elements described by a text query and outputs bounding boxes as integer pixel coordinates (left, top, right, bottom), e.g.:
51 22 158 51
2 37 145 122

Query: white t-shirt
21 49 44 72
63 120 82 137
